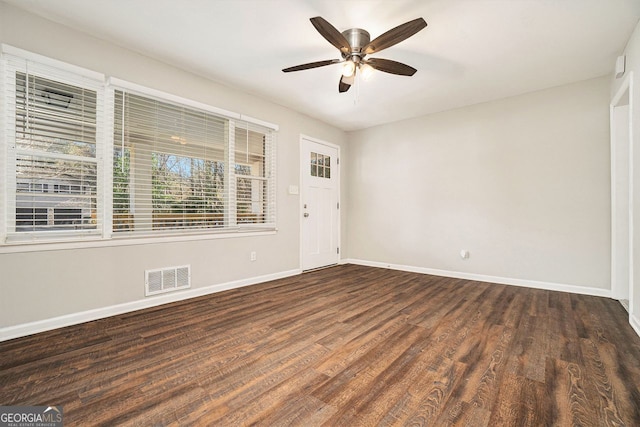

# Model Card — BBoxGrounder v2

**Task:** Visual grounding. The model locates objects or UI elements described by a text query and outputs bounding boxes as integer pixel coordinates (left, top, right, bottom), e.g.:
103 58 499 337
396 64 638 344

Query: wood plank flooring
1 264 640 426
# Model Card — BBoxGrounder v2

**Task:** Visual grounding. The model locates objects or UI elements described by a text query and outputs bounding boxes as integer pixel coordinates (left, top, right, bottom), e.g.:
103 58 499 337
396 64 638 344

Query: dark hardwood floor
1 264 640 426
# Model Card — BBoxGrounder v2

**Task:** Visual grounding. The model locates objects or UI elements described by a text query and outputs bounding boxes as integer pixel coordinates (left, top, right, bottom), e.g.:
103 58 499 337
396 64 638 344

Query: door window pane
311 152 317 176
310 152 331 179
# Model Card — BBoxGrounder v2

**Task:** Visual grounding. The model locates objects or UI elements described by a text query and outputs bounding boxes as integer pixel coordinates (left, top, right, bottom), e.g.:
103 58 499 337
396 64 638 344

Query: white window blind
234 121 276 227
112 89 276 235
2 52 104 241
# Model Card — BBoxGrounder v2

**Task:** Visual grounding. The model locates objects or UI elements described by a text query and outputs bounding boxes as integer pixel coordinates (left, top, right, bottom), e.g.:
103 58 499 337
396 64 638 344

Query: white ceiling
5 0 640 131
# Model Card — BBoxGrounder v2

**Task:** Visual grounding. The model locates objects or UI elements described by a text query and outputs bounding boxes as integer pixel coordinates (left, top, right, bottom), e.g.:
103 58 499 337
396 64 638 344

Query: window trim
2 45 105 81
1 45 278 248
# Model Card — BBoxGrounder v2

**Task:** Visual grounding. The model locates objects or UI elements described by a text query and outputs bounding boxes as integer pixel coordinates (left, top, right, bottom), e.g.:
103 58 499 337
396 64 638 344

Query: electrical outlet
250 251 257 261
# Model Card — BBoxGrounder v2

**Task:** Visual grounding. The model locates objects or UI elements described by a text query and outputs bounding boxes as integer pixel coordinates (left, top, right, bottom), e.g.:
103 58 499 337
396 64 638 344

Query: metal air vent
145 265 191 296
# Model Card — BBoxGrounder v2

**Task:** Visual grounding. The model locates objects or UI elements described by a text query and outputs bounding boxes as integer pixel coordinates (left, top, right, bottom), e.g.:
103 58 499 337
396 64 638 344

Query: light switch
288 185 299 195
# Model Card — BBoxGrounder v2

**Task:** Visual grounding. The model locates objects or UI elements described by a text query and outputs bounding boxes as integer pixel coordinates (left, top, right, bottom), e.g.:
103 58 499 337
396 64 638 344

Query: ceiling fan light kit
359 63 374 81
342 60 356 77
283 16 427 93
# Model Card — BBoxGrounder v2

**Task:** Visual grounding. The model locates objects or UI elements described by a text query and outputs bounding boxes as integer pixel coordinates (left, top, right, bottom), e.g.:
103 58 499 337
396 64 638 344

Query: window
111 89 276 236
1 47 277 244
235 123 271 224
2 50 104 241
15 73 99 233
112 90 228 234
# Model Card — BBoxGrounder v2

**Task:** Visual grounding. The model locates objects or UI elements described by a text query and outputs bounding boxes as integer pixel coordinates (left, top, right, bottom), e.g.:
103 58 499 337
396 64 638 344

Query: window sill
0 228 277 254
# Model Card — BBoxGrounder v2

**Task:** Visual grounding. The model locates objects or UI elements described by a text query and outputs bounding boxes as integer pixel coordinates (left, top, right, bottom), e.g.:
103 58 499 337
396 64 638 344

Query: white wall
347 77 611 292
612 19 640 334
0 3 348 333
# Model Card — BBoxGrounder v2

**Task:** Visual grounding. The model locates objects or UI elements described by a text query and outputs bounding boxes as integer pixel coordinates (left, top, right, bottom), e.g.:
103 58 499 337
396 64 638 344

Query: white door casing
610 71 634 322
300 136 340 271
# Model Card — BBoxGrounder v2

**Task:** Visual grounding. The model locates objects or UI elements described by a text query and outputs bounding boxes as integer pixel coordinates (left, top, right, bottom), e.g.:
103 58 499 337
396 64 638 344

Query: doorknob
304 213 309 217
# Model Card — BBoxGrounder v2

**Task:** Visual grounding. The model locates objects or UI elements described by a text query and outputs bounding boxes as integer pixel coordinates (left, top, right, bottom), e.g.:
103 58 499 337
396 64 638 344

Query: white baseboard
344 258 612 298
0 268 301 342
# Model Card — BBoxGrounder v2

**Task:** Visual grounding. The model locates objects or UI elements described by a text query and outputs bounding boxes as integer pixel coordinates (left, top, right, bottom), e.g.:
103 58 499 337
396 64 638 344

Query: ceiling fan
283 16 427 93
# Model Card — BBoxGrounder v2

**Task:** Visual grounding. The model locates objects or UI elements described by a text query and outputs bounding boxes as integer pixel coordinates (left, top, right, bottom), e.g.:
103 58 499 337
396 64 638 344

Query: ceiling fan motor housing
341 28 370 61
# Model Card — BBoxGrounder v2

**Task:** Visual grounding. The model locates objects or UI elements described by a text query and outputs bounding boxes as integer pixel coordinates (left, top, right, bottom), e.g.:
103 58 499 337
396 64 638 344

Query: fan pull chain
353 72 360 106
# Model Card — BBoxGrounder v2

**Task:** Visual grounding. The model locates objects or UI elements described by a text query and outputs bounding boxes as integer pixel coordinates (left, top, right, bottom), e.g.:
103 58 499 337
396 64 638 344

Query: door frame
610 71 634 321
299 134 341 270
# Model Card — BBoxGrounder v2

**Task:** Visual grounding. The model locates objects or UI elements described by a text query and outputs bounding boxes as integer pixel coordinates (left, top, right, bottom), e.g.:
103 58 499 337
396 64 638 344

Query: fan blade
365 58 417 76
338 74 354 93
362 18 427 55
310 17 352 55
282 59 341 73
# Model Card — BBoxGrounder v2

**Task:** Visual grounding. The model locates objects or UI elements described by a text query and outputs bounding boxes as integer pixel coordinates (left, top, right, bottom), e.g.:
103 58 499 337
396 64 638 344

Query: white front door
301 137 340 271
